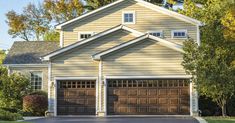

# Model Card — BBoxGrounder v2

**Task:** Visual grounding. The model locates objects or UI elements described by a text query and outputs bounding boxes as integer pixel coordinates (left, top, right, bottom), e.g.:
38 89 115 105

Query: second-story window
172 30 188 38
78 32 95 41
122 11 135 24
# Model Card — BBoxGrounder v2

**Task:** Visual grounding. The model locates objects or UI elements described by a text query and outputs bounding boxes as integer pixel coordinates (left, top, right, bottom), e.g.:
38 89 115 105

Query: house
3 0 202 117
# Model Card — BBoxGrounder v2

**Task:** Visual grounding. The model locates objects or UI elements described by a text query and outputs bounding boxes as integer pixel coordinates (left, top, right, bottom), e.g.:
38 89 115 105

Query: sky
0 0 43 50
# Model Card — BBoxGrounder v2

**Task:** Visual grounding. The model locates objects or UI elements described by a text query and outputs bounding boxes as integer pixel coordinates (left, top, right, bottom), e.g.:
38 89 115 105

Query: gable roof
43 25 143 61
92 34 184 60
56 0 203 29
3 41 59 64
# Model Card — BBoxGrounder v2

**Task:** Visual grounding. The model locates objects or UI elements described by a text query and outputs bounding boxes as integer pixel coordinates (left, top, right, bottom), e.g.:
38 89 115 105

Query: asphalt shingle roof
3 41 60 64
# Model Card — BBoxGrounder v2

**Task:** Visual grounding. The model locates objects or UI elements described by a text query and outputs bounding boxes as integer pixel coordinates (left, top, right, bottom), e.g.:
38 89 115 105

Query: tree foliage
43 30 60 42
6 3 50 41
43 0 84 23
0 50 5 64
0 67 31 110
181 0 235 116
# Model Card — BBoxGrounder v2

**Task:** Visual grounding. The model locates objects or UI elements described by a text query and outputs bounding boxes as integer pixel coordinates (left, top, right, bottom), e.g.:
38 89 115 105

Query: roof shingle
3 41 60 64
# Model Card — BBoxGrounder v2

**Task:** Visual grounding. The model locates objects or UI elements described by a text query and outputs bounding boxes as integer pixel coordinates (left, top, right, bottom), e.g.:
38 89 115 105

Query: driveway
25 117 199 123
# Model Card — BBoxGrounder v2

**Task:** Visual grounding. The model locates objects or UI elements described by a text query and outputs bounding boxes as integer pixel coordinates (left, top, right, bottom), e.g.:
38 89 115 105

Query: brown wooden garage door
107 79 190 115
57 80 96 115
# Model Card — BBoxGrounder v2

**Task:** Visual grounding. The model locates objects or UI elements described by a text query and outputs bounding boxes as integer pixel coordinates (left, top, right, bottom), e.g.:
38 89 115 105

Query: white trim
92 34 184 60
48 62 52 112
5 64 48 67
122 11 136 24
55 0 202 29
197 25 200 46
95 79 99 115
98 61 102 112
190 80 193 116
104 75 192 79
171 29 188 39
104 79 107 115
43 25 143 61
78 31 95 41
60 31 64 47
53 77 98 116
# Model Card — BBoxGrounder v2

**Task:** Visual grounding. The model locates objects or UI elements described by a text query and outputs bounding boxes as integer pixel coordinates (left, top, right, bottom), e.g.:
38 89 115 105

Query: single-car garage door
57 80 96 115
107 79 190 115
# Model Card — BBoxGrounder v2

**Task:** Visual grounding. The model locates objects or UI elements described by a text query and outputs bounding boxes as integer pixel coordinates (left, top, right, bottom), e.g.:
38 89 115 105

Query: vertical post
190 80 193 116
60 31 64 48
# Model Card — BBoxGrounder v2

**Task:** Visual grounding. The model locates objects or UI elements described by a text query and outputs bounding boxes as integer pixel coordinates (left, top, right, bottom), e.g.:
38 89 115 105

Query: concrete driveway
25 117 199 123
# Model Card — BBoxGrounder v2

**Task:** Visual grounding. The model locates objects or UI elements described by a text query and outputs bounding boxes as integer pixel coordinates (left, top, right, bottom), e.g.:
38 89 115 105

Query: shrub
0 67 31 110
23 93 48 116
0 108 23 121
29 91 48 97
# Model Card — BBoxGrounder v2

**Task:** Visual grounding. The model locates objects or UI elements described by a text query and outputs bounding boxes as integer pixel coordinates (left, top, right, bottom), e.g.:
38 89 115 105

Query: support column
97 61 106 117
190 80 199 116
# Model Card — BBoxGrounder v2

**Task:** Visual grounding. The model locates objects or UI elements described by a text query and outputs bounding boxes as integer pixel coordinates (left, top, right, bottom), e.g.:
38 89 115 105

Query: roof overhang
56 0 203 29
92 34 184 60
43 25 143 61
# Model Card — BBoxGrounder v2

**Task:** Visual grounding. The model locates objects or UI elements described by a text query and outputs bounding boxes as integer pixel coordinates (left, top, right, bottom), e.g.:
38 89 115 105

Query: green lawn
204 117 235 123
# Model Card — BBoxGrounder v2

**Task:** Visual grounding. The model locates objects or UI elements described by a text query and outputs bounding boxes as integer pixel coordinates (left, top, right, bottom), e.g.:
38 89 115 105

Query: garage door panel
57 80 96 115
107 79 189 115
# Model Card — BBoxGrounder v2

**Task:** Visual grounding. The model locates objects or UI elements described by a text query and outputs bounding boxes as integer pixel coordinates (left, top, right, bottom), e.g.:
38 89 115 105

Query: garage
107 79 190 115
57 80 96 115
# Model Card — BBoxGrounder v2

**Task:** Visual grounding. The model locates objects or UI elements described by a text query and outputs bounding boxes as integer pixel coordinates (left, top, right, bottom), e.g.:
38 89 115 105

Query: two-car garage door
107 79 190 115
56 79 190 115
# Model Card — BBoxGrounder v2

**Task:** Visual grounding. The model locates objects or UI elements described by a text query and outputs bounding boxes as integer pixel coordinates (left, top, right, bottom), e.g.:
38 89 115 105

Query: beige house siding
10 66 48 92
51 30 136 79
102 39 186 76
62 0 197 46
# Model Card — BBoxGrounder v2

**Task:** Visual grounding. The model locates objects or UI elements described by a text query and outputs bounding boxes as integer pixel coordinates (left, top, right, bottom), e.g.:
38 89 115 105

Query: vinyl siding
102 38 186 76
51 30 136 79
62 0 197 46
10 66 48 92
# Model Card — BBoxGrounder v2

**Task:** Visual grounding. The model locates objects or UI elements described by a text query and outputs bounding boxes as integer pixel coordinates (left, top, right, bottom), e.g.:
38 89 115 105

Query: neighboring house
3 0 202 117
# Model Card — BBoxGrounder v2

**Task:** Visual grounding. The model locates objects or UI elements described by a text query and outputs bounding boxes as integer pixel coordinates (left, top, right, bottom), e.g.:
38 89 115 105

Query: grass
204 117 235 123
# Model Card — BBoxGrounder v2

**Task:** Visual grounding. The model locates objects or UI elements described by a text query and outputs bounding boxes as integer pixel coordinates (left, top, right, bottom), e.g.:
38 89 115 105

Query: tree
0 67 31 110
43 0 84 23
43 30 60 42
6 3 50 41
84 0 116 10
181 0 235 116
0 50 6 65
6 11 32 41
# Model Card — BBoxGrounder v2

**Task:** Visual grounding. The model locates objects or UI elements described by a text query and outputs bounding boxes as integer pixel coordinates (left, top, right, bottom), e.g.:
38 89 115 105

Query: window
30 72 42 90
149 31 163 38
172 30 187 38
78 32 95 41
122 11 135 24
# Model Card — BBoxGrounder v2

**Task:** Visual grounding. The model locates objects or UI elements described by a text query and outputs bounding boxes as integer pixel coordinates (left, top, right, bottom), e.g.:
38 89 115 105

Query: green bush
23 93 48 116
0 108 23 121
0 67 31 110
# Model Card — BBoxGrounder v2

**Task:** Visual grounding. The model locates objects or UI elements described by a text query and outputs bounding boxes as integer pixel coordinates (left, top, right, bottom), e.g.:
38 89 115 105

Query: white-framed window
148 31 163 38
30 71 43 90
122 11 136 24
78 32 95 41
171 30 188 39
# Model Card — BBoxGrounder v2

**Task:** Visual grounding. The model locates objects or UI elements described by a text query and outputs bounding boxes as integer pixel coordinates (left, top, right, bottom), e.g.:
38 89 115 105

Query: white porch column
190 79 199 116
